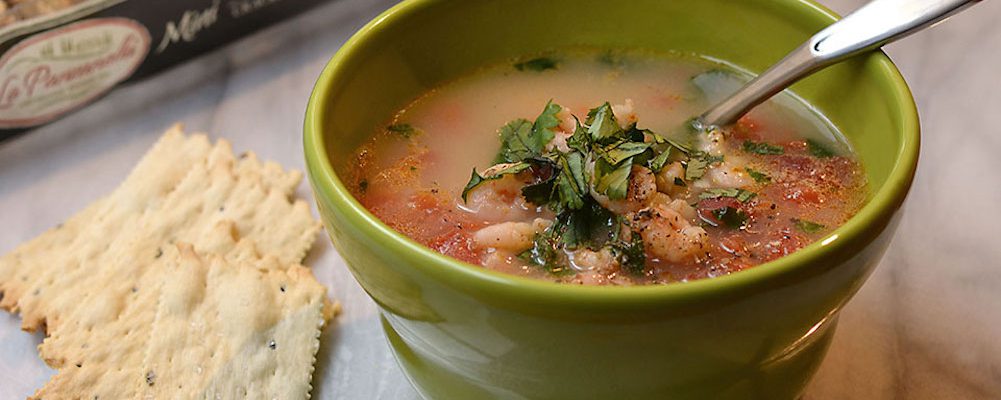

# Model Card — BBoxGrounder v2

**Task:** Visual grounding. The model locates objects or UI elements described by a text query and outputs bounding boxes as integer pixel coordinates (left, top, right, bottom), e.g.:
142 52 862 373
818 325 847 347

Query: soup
348 50 866 285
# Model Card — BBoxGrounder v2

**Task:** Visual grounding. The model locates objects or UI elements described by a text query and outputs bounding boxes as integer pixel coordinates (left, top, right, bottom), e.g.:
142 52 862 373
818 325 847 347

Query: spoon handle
699 0 980 127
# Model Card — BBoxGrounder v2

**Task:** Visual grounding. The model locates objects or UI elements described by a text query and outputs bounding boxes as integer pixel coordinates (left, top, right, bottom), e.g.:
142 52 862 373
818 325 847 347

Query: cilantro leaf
515 57 558 72
745 167 771 183
520 200 619 274
648 146 672 173
519 224 571 275
554 151 588 211
684 152 723 181
743 141 785 155
566 116 591 153
494 102 563 163
532 100 562 148
494 119 536 163
599 141 650 165
610 234 646 274
594 157 633 200
713 206 749 229
519 158 559 206
807 139 835 158
387 123 420 138
793 218 826 233
585 102 623 143
461 162 532 201
699 188 757 203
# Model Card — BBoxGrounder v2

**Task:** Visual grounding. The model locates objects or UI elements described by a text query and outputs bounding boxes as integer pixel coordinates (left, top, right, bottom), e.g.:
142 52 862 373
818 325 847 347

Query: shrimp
472 218 552 252
592 165 657 214
632 203 709 263
461 175 537 223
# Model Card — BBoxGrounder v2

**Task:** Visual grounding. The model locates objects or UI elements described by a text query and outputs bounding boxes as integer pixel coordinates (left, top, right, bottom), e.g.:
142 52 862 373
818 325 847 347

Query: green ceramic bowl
304 0 918 398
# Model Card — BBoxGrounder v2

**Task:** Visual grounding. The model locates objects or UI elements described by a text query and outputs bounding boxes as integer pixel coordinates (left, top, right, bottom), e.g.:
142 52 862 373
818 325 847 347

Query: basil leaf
699 188 757 203
807 139 835 158
515 57 558 72
387 123 419 138
594 157 633 200
745 167 771 183
793 218 826 233
460 162 531 201
743 141 785 155
585 102 622 143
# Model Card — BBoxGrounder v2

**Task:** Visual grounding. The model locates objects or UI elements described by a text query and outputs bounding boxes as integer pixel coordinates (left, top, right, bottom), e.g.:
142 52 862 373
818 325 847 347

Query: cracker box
0 0 329 140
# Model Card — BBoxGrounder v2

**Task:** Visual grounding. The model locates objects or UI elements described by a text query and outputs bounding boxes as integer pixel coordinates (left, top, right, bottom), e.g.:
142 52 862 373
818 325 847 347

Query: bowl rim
303 0 919 309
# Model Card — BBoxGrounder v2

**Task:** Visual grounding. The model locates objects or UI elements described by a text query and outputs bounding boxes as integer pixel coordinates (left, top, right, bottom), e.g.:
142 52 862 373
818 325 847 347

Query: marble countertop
1 0 999 398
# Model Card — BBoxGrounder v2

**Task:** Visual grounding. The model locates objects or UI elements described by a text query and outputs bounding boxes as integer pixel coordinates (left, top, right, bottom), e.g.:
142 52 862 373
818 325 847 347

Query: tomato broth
348 50 866 285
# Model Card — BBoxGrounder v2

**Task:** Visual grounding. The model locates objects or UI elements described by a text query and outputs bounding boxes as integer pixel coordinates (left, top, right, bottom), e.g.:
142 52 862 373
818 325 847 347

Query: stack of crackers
0 125 336 399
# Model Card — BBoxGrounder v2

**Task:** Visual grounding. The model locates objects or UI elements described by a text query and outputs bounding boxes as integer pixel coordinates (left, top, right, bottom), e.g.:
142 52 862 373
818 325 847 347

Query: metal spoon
699 0 981 128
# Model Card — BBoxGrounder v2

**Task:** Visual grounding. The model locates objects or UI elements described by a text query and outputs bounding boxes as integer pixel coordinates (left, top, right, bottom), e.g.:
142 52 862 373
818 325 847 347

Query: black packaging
0 0 329 140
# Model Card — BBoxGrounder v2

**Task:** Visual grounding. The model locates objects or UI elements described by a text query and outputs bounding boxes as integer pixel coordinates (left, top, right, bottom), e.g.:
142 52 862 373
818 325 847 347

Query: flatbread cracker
137 246 327 399
0 126 329 399
0 125 212 321
27 135 320 398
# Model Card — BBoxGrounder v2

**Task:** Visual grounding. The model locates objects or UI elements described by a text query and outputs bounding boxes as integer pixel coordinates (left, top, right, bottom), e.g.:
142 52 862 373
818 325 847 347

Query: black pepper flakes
146 370 156 386
154 248 163 259
268 340 276 350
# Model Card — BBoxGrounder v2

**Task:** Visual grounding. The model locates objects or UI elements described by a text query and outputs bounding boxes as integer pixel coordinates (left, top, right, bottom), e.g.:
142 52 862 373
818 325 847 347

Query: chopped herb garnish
514 57 558 72
713 206 749 229
495 101 562 163
468 100 758 275
807 139 835 158
597 51 626 68
793 218 826 233
553 151 589 211
585 102 623 143
593 157 633 200
494 119 538 163
745 167 771 183
532 100 562 146
647 146 672 173
387 123 420 138
743 141 785 155
684 152 723 181
599 140 650 165
610 234 646 274
700 188 757 203
461 161 533 201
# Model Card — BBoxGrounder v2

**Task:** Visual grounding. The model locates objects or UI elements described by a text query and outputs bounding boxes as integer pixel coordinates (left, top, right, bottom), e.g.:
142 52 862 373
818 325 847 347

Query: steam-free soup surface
349 51 866 285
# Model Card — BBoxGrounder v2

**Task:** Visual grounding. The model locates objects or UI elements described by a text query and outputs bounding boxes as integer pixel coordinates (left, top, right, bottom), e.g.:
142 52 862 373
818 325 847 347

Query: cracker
37 136 318 357
137 245 327 399
0 124 212 319
0 126 326 399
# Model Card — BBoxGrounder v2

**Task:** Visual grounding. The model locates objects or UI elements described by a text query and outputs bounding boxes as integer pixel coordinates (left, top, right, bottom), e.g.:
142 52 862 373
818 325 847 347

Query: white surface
1 0 999 398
